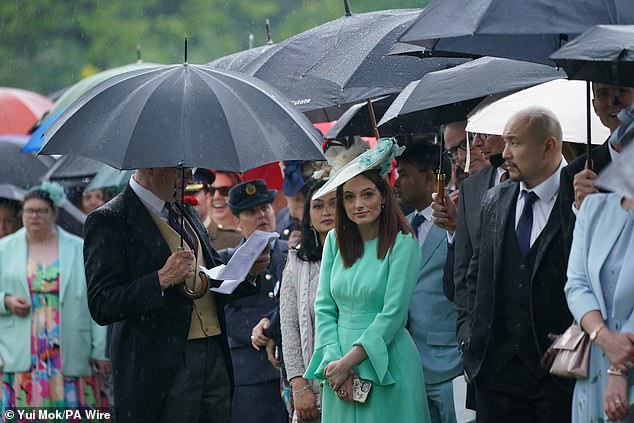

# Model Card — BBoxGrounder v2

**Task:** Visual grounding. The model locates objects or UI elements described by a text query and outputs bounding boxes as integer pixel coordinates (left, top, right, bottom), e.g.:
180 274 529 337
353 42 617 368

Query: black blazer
463 181 572 380
453 165 497 346
559 141 612 257
84 185 258 423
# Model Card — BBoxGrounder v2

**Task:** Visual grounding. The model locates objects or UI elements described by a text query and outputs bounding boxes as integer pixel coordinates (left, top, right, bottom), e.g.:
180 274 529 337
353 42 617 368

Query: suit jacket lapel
122 185 173 267
421 226 444 269
494 183 518 276
531 196 563 278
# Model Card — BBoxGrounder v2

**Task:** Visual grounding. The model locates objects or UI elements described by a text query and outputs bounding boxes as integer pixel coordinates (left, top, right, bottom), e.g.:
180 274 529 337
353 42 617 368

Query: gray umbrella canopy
379 57 565 128
550 25 634 87
0 142 49 188
399 0 634 65
208 43 276 72
40 64 324 171
238 9 466 115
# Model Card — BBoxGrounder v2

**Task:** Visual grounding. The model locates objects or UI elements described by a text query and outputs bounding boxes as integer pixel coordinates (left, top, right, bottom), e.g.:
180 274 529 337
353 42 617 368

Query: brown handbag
549 323 590 379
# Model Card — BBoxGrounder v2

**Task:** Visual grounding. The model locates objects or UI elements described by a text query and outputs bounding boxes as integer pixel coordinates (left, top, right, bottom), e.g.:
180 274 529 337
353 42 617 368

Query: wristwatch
589 325 606 342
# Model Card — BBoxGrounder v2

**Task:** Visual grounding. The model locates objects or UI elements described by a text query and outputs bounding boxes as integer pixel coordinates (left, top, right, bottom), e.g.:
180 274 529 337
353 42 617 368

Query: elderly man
220 179 289 423
559 83 634 254
464 107 572 423
83 167 268 423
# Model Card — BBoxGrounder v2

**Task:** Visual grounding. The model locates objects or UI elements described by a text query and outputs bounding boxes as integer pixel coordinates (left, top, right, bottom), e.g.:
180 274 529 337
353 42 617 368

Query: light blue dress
571 204 634 423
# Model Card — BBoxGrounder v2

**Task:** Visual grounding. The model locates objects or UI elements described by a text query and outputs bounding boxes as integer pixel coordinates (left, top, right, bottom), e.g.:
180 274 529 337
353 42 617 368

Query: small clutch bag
549 323 590 379
352 378 373 404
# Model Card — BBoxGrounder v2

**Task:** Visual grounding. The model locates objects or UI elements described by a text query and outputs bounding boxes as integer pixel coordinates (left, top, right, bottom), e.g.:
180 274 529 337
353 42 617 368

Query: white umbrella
466 79 609 144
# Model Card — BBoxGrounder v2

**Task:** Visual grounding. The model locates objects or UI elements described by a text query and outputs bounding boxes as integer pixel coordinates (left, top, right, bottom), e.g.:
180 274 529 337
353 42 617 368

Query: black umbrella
208 19 276 72
378 57 565 129
0 142 49 189
39 64 324 171
43 155 107 189
550 25 634 87
324 95 433 138
399 0 634 66
237 7 466 119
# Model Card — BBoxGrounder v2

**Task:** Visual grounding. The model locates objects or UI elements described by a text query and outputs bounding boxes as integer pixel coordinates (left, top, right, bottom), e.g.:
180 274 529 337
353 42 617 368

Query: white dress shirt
129 175 169 223
515 158 567 248
413 205 434 246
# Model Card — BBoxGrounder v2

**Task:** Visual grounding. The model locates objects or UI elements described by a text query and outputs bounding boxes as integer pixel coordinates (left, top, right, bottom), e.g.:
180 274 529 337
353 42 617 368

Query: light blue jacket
0 227 106 375
565 193 634 334
406 216 463 385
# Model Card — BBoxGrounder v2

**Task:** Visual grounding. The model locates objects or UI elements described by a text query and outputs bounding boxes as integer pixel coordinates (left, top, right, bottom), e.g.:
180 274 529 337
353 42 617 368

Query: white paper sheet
200 230 279 294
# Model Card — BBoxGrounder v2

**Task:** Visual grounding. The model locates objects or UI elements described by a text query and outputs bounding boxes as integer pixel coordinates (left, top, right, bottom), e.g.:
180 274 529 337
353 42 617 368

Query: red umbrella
0 87 53 134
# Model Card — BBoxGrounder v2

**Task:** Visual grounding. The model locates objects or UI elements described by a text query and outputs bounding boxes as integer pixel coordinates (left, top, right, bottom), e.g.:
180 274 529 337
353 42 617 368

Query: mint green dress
305 230 431 422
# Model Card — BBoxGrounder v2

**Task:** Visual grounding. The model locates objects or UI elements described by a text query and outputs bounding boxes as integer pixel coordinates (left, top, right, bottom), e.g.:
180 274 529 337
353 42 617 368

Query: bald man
462 107 573 423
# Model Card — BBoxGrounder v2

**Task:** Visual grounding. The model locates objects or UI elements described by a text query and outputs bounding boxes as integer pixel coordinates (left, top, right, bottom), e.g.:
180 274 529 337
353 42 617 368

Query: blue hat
282 160 306 196
609 105 634 147
186 168 216 192
227 179 277 215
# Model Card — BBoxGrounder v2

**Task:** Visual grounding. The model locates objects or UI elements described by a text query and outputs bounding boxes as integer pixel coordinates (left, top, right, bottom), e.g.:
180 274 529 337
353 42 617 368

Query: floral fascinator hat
313 138 405 199
27 181 66 207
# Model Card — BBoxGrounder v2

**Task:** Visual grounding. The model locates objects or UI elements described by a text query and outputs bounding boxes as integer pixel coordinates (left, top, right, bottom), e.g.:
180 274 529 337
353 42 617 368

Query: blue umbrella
23 110 64 153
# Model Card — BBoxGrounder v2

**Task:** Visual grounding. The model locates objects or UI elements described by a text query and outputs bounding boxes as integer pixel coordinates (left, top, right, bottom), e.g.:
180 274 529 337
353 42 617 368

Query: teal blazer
565 193 634 334
406 216 463 385
0 227 106 375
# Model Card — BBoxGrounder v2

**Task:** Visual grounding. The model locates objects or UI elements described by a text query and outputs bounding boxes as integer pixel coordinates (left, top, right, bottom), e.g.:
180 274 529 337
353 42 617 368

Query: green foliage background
1 0 429 95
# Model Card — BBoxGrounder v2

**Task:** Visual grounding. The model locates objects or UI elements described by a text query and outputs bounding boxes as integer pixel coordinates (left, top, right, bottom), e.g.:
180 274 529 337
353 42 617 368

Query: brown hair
335 169 413 267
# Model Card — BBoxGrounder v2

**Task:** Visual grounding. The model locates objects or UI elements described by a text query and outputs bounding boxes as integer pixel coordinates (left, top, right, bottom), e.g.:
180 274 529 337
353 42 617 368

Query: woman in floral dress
0 182 108 416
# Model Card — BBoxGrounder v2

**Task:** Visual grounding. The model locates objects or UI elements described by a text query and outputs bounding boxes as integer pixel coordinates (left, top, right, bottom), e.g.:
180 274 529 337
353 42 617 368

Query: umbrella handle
180 273 209 300
437 173 445 206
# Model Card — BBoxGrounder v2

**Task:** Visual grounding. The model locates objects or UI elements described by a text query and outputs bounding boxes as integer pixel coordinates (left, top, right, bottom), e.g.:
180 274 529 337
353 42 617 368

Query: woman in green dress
304 139 431 422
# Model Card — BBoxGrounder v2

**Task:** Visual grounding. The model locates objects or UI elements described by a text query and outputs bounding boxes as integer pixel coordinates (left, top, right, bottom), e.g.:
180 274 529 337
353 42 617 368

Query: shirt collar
519 156 567 203
415 205 433 222
129 175 167 216
608 141 621 162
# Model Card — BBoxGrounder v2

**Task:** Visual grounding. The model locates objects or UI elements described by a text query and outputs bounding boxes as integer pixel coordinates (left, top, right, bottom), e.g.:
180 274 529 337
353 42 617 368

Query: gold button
265 274 272 281
283 229 290 236
268 292 275 299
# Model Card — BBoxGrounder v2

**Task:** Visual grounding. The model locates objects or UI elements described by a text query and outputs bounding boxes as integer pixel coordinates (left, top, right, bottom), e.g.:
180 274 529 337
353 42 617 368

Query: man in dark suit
84 167 269 423
452 133 505 349
559 83 633 255
220 179 289 423
465 107 573 422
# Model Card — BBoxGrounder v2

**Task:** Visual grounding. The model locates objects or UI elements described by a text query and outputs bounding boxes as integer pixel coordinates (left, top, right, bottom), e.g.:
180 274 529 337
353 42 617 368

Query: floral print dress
1 257 105 412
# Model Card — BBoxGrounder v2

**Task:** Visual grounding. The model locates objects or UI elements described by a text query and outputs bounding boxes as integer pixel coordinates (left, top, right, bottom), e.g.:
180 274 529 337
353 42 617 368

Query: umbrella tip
248 34 255 49
343 0 352 16
184 35 188 65
265 18 273 44
136 44 142 63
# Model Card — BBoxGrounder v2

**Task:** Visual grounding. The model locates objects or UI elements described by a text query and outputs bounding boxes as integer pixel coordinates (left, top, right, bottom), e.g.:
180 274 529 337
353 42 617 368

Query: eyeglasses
473 133 492 142
23 208 51 216
209 186 232 196
444 138 467 160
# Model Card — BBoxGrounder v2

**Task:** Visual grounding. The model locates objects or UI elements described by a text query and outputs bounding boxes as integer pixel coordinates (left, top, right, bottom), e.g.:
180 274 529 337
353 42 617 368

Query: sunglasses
209 186 232 196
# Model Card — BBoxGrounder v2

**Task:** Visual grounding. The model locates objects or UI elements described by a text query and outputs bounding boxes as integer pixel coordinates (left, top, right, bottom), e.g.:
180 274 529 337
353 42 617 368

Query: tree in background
0 0 426 95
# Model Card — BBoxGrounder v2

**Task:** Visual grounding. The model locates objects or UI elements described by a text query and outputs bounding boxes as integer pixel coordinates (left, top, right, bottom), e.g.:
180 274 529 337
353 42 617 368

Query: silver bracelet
292 384 310 395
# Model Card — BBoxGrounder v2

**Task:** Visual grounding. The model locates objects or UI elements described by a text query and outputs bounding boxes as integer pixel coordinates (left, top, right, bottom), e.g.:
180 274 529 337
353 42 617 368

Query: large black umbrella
399 0 634 65
378 57 564 129
550 25 634 87
237 8 466 120
208 43 277 72
0 141 49 188
40 64 324 171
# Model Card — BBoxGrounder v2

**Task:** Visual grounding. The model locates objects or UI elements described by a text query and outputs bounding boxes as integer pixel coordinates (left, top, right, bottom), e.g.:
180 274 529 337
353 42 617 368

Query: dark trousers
475 356 572 423
231 379 288 423
158 336 231 423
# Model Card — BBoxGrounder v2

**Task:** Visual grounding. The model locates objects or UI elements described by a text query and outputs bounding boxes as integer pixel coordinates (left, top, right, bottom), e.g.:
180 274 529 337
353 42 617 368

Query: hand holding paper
199 230 279 294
